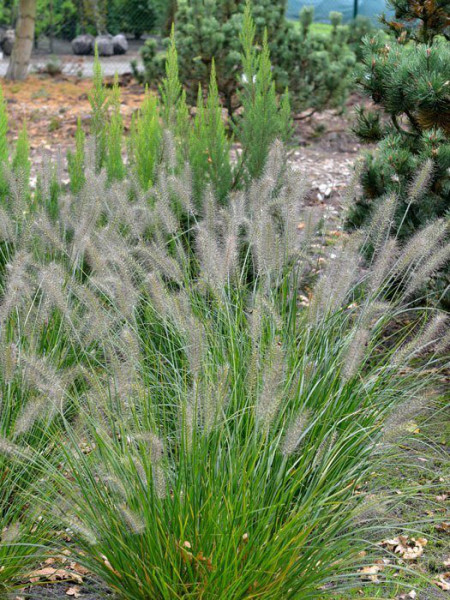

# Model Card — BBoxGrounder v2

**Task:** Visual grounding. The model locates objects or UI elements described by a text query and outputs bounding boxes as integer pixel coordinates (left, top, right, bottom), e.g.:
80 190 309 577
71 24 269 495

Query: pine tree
171 0 287 115
348 0 450 304
154 2 291 196
346 16 376 61
134 0 355 117
274 8 356 114
135 0 287 115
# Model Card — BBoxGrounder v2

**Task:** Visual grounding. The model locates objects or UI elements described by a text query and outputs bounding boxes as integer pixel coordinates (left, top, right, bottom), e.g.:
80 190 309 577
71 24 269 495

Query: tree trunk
163 0 177 37
6 0 37 81
91 0 107 35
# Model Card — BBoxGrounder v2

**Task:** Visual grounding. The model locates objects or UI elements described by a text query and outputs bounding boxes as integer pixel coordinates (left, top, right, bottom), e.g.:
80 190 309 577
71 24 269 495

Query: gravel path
0 53 138 78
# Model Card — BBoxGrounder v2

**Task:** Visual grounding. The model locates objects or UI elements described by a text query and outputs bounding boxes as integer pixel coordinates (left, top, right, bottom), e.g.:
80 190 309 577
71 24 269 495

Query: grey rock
113 33 128 55
95 34 114 56
1 29 15 56
72 33 94 56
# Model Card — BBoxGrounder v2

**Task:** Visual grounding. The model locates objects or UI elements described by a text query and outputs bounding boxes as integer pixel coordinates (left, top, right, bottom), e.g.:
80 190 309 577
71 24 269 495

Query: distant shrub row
134 1 374 116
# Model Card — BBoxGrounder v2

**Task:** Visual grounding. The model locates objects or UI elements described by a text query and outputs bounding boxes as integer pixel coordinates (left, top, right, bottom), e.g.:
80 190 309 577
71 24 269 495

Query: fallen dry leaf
66 586 82 598
435 572 450 591
358 565 382 583
397 591 417 599
380 536 427 560
69 561 90 576
436 522 450 533
28 566 83 584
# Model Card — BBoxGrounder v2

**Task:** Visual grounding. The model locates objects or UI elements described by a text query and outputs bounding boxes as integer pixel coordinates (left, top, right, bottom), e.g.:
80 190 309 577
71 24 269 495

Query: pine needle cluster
348 0 450 306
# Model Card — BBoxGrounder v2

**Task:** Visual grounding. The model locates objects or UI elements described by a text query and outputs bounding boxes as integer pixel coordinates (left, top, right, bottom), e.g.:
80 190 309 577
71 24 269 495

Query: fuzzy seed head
281 410 310 456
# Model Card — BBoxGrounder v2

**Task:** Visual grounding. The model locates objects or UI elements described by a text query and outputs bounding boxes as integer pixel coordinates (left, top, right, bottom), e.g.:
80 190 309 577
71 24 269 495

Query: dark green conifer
134 0 355 116
348 0 450 304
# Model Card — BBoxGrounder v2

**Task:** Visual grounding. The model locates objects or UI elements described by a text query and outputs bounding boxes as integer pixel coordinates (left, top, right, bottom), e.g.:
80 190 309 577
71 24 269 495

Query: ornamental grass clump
0 130 448 596
0 463 47 596
0 18 448 599
0 342 58 595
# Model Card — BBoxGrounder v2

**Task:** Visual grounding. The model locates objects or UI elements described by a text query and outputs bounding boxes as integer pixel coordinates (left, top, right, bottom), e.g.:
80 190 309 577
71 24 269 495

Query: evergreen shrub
274 7 356 114
348 0 450 304
133 0 356 116
129 6 292 200
346 15 377 60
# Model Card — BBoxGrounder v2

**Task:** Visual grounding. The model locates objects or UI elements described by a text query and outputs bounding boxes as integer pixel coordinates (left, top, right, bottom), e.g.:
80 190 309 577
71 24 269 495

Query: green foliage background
134 0 357 115
0 0 164 39
348 0 450 306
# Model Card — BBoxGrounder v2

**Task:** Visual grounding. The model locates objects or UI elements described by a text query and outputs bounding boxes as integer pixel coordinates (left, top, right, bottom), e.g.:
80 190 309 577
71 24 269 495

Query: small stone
1 29 15 56
95 34 114 56
72 34 94 56
113 33 128 55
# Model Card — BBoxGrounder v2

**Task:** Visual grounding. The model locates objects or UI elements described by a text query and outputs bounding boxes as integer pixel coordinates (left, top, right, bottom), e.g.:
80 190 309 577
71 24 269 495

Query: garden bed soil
1 74 369 218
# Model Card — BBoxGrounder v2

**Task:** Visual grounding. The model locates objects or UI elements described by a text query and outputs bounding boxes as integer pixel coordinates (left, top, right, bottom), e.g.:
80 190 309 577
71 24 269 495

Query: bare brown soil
292 95 367 203
1 74 367 209
2 73 143 149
